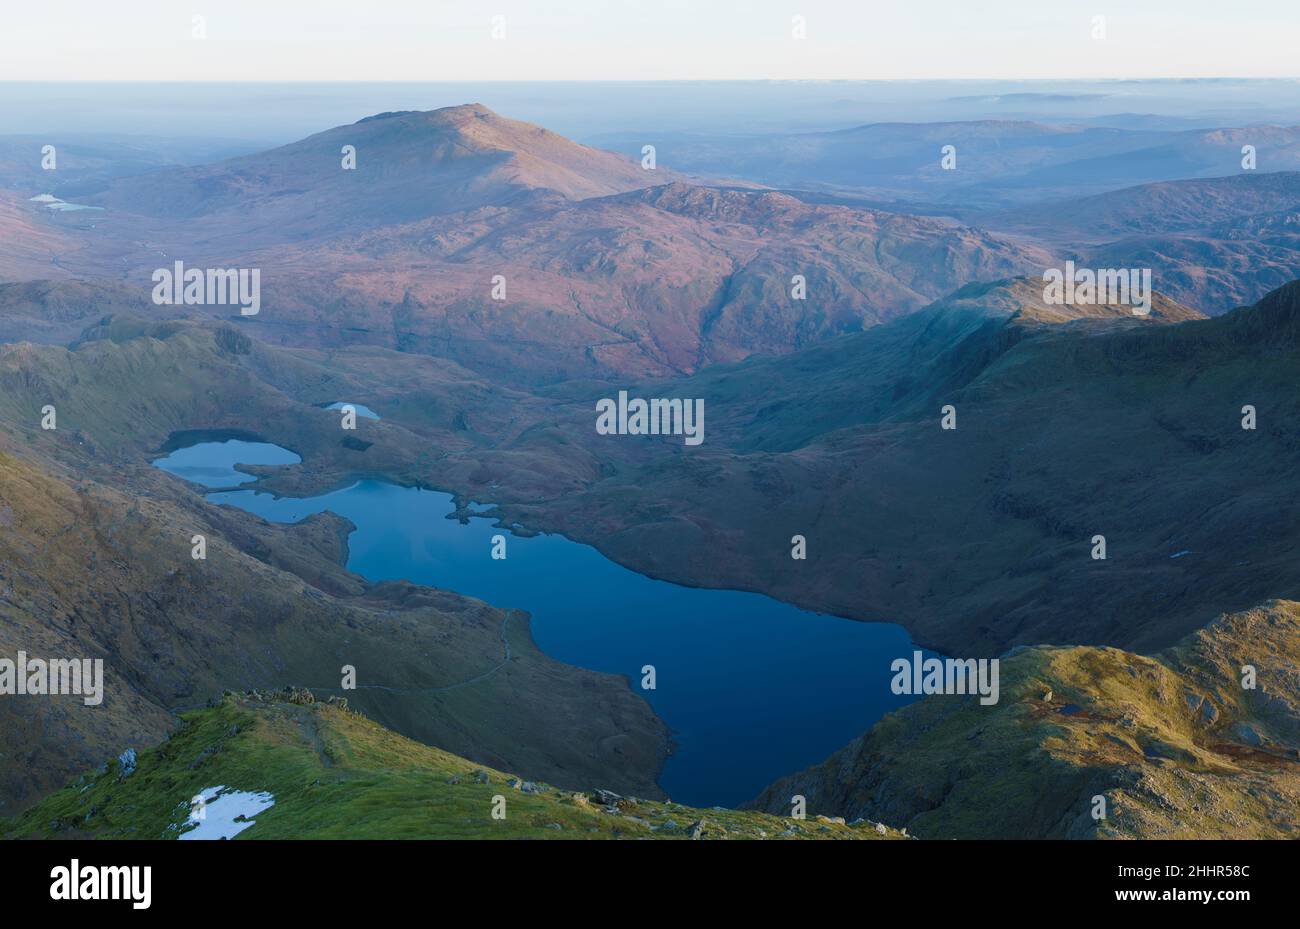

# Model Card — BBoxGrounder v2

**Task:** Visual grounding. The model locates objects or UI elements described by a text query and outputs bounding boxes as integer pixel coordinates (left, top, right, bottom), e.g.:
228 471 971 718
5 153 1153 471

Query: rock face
116 749 137 780
748 601 1300 839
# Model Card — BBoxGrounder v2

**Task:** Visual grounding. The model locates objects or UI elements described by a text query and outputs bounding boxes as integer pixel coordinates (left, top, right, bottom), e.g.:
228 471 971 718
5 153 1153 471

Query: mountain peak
86 103 667 229
355 103 497 125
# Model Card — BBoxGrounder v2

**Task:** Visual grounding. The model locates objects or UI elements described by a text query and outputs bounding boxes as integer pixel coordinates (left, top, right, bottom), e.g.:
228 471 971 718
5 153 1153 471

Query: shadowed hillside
0 441 669 815
430 279 1300 656
5 280 1300 662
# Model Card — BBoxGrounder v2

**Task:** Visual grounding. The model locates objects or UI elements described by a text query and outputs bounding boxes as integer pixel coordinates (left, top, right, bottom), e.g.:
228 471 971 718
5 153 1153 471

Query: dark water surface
154 440 930 807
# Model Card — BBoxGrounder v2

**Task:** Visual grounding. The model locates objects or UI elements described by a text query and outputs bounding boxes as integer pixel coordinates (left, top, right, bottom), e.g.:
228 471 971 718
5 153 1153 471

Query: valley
152 439 931 807
0 98 1296 841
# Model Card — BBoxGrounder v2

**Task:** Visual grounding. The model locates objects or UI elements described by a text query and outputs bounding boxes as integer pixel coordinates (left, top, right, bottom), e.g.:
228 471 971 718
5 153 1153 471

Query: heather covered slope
750 601 1300 839
2 691 904 841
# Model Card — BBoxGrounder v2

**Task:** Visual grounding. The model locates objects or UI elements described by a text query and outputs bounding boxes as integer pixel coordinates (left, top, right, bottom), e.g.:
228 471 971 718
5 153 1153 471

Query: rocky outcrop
749 602 1300 839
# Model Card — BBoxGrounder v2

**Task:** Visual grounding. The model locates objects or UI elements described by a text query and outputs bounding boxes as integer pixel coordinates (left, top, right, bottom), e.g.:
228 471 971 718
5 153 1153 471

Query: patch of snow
177 785 275 840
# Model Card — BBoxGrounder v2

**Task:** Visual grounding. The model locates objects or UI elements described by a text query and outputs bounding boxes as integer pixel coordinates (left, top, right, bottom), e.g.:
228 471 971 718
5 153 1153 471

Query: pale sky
2 0 1296 82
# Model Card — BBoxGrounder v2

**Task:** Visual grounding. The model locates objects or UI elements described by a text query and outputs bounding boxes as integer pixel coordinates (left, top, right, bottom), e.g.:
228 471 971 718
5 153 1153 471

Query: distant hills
2 106 1296 351
591 120 1300 211
0 105 1055 382
988 172 1300 313
998 170 1300 242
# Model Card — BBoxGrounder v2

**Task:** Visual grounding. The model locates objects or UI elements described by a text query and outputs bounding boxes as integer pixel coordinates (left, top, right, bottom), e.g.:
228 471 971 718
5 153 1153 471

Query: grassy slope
4 692 903 841
750 601 1300 839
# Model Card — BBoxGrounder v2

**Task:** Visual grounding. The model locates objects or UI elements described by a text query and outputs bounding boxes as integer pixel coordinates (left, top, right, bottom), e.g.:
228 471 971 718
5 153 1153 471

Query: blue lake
152 439 302 487
153 439 930 807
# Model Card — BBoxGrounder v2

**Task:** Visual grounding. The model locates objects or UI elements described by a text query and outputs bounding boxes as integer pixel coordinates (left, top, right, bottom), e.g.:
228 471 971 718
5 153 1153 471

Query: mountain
6 108 1295 363
750 601 1300 839
0 106 1057 383
3 689 906 840
81 104 689 232
213 181 1053 383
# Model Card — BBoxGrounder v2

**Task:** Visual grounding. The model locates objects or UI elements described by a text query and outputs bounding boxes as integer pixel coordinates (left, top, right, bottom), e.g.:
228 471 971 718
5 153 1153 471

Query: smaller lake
30 193 104 212
323 402 380 420
154 439 932 807
151 439 301 488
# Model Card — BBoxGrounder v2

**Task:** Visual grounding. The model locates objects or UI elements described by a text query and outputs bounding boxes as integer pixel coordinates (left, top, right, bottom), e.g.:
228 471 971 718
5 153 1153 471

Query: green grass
4 692 904 841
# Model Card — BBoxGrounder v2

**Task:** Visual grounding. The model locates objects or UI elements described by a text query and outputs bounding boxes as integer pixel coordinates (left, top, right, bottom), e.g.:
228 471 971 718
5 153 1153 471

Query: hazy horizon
5 78 1300 150
5 1 1299 81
